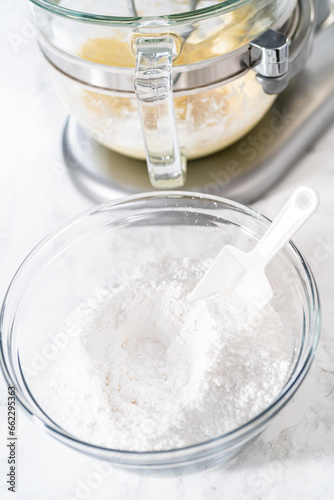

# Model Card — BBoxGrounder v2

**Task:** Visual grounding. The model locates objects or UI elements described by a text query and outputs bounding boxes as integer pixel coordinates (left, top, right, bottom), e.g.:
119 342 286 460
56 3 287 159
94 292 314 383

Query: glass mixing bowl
0 192 320 474
29 0 301 187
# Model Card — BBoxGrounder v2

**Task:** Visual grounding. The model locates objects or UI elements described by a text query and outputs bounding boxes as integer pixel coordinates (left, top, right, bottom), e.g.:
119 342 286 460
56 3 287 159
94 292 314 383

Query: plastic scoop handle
249 186 319 269
190 186 319 303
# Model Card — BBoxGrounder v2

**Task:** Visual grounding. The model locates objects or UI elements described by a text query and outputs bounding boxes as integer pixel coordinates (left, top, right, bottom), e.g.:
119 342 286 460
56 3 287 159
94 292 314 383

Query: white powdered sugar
49 257 292 451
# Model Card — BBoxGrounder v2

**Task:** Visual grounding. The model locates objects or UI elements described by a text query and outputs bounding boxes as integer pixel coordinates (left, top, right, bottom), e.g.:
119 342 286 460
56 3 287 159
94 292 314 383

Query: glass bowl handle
134 37 186 188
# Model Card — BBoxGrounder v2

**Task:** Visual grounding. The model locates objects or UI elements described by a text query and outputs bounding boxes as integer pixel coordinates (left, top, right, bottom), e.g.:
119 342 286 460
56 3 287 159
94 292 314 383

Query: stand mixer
30 0 334 203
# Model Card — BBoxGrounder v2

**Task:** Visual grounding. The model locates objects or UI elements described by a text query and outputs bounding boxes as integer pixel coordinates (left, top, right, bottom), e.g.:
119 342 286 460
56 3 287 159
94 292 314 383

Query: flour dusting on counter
50 257 291 451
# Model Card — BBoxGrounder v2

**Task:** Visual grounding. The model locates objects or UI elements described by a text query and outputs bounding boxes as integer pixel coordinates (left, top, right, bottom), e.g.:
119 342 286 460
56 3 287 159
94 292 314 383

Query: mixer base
62 24 334 204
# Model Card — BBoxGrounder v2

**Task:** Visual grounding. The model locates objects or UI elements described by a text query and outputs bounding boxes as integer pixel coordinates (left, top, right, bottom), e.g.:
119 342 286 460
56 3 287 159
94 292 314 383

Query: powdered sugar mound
49 257 292 451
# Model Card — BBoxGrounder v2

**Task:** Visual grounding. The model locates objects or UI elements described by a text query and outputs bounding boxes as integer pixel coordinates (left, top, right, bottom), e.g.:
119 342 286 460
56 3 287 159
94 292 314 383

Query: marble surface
0 1 334 499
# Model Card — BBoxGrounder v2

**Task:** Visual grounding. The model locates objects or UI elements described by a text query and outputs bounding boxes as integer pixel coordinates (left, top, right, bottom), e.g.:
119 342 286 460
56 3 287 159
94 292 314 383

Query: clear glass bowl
30 0 296 186
0 192 320 474
30 0 296 59
51 69 276 162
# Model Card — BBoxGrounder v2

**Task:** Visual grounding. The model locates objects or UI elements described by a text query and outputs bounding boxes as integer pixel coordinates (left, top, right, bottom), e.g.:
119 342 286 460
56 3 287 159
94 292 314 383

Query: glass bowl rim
29 0 252 26
0 191 321 460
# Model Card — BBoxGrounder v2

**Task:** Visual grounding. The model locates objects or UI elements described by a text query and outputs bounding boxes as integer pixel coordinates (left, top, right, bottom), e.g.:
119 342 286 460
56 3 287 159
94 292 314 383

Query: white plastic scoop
190 187 319 312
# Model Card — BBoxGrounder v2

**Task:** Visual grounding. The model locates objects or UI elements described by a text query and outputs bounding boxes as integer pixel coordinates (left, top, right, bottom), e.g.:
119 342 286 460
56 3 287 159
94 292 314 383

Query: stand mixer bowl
30 0 317 188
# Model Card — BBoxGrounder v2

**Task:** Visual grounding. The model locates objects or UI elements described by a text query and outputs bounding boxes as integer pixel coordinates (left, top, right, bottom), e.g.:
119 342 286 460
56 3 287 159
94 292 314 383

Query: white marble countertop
0 1 334 499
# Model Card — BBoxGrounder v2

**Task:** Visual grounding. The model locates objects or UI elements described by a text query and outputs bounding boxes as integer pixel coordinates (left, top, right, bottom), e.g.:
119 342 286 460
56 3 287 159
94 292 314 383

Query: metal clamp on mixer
249 0 315 94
